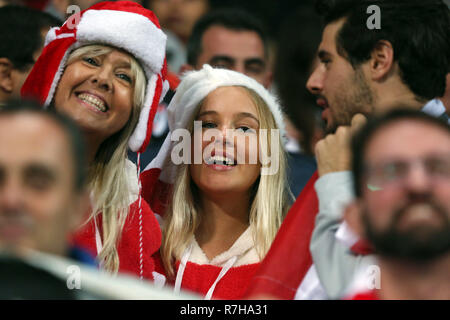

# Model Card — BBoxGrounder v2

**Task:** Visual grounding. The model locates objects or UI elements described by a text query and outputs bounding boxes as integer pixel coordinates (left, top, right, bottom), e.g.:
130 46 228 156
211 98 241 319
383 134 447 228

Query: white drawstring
204 255 237 300
174 243 239 300
174 243 193 294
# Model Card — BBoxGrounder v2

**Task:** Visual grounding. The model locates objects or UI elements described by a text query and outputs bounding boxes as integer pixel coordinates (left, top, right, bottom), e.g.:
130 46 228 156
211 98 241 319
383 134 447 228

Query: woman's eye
117 73 132 83
83 57 99 66
201 122 216 129
236 126 255 133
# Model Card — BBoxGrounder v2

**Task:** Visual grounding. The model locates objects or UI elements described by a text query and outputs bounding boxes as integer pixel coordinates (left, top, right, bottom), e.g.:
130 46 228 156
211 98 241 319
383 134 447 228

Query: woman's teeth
207 155 236 166
78 93 107 112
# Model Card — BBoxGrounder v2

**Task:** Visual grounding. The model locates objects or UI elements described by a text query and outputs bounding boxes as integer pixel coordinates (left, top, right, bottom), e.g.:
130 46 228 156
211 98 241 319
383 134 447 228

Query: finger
350 113 368 134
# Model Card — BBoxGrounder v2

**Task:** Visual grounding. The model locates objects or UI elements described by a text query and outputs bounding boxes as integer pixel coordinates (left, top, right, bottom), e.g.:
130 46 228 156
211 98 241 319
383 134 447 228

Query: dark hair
0 5 62 71
315 0 450 100
351 108 450 197
0 99 87 192
274 4 323 155
187 7 269 66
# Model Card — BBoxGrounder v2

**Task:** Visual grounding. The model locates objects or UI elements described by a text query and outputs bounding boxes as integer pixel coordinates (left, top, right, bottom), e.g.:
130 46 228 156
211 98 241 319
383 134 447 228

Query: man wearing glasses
342 109 450 299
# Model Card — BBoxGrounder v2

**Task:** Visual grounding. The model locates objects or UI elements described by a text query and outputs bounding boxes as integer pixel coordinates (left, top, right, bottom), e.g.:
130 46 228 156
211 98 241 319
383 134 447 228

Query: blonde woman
141 65 291 299
21 1 168 280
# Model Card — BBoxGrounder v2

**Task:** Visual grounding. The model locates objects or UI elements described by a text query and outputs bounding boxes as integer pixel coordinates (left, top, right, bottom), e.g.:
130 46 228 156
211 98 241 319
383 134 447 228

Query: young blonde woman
141 65 291 299
21 1 168 280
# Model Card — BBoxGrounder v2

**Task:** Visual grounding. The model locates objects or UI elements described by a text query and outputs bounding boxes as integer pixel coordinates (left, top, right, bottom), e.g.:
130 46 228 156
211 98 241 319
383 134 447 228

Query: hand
315 114 367 176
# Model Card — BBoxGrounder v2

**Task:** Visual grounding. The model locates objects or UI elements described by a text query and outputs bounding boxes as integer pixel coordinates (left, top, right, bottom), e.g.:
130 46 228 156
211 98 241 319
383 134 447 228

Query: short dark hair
187 8 269 66
315 0 450 101
0 5 62 71
0 99 87 192
351 108 450 197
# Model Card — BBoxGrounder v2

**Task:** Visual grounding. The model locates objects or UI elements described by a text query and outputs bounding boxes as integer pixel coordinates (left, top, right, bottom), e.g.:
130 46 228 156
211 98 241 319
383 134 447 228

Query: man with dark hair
343 109 450 299
308 0 449 134
245 0 450 300
0 5 61 104
309 0 450 298
0 100 192 299
182 7 272 88
0 100 89 258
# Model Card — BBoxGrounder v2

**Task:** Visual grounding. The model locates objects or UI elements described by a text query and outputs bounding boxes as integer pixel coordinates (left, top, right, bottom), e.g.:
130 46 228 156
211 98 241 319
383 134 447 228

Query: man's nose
0 178 23 213
403 162 432 193
306 67 323 95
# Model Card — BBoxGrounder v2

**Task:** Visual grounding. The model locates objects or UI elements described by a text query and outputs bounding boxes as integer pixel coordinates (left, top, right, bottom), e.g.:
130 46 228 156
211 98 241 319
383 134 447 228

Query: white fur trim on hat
169 64 286 139
76 9 166 74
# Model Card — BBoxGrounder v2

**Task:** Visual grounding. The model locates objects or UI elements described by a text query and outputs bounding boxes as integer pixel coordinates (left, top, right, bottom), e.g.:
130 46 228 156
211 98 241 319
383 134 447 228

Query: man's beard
326 68 375 134
363 198 450 263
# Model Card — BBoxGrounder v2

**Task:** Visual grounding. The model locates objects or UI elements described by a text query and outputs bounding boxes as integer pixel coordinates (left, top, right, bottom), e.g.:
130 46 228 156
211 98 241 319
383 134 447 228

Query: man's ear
179 63 194 77
368 40 395 82
0 57 14 94
343 200 365 238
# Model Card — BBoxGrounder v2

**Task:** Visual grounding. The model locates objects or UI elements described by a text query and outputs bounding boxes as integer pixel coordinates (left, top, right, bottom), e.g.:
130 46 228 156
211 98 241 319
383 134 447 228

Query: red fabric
141 168 172 216
351 238 374 255
21 36 76 104
23 0 49 10
244 172 319 299
154 254 260 300
71 198 162 280
139 75 163 153
346 290 379 300
166 71 180 90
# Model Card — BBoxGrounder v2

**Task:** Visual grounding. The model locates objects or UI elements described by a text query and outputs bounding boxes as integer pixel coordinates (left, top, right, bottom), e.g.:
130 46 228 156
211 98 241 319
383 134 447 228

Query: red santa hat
141 64 286 216
21 0 169 153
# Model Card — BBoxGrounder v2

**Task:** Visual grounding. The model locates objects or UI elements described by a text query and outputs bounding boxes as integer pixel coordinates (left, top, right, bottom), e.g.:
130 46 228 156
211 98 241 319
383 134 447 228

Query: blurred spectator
145 0 210 74
0 100 200 300
0 99 93 298
0 100 89 258
0 5 61 104
145 0 209 45
344 109 450 299
183 8 271 88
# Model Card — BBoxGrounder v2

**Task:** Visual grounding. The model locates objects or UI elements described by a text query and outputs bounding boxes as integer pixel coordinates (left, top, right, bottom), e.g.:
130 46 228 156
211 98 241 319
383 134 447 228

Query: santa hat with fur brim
21 0 169 153
141 64 286 216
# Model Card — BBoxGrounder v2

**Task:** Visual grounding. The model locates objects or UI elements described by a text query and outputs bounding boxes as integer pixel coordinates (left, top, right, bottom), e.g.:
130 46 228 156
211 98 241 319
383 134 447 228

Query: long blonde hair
161 86 290 277
66 45 146 273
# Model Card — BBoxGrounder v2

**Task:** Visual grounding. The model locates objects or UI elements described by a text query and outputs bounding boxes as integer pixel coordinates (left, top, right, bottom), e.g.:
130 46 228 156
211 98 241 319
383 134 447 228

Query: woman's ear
343 200 365 239
368 40 395 82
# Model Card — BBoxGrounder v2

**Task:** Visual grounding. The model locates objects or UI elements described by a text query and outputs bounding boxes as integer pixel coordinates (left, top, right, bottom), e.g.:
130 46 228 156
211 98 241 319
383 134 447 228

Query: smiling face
189 86 262 197
306 18 375 134
53 47 136 146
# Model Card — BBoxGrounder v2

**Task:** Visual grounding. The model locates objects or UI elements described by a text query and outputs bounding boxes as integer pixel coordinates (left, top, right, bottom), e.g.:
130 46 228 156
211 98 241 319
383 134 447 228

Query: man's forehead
318 18 346 56
365 120 450 161
201 25 266 59
0 114 72 164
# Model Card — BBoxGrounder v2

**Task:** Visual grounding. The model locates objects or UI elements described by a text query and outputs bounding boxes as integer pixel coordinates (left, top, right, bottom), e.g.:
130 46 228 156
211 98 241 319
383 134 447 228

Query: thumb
350 113 368 134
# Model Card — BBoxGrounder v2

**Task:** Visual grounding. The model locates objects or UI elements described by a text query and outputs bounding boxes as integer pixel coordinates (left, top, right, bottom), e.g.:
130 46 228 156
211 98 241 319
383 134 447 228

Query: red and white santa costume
141 65 286 299
21 1 169 281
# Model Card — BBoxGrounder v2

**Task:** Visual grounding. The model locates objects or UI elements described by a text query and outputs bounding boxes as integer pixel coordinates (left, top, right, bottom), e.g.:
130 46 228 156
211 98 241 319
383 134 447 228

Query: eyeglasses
364 153 450 189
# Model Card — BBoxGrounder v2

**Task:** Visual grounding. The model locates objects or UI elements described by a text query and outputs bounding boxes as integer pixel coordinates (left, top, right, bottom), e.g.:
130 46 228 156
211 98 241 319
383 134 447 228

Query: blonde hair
66 45 146 273
161 86 290 277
